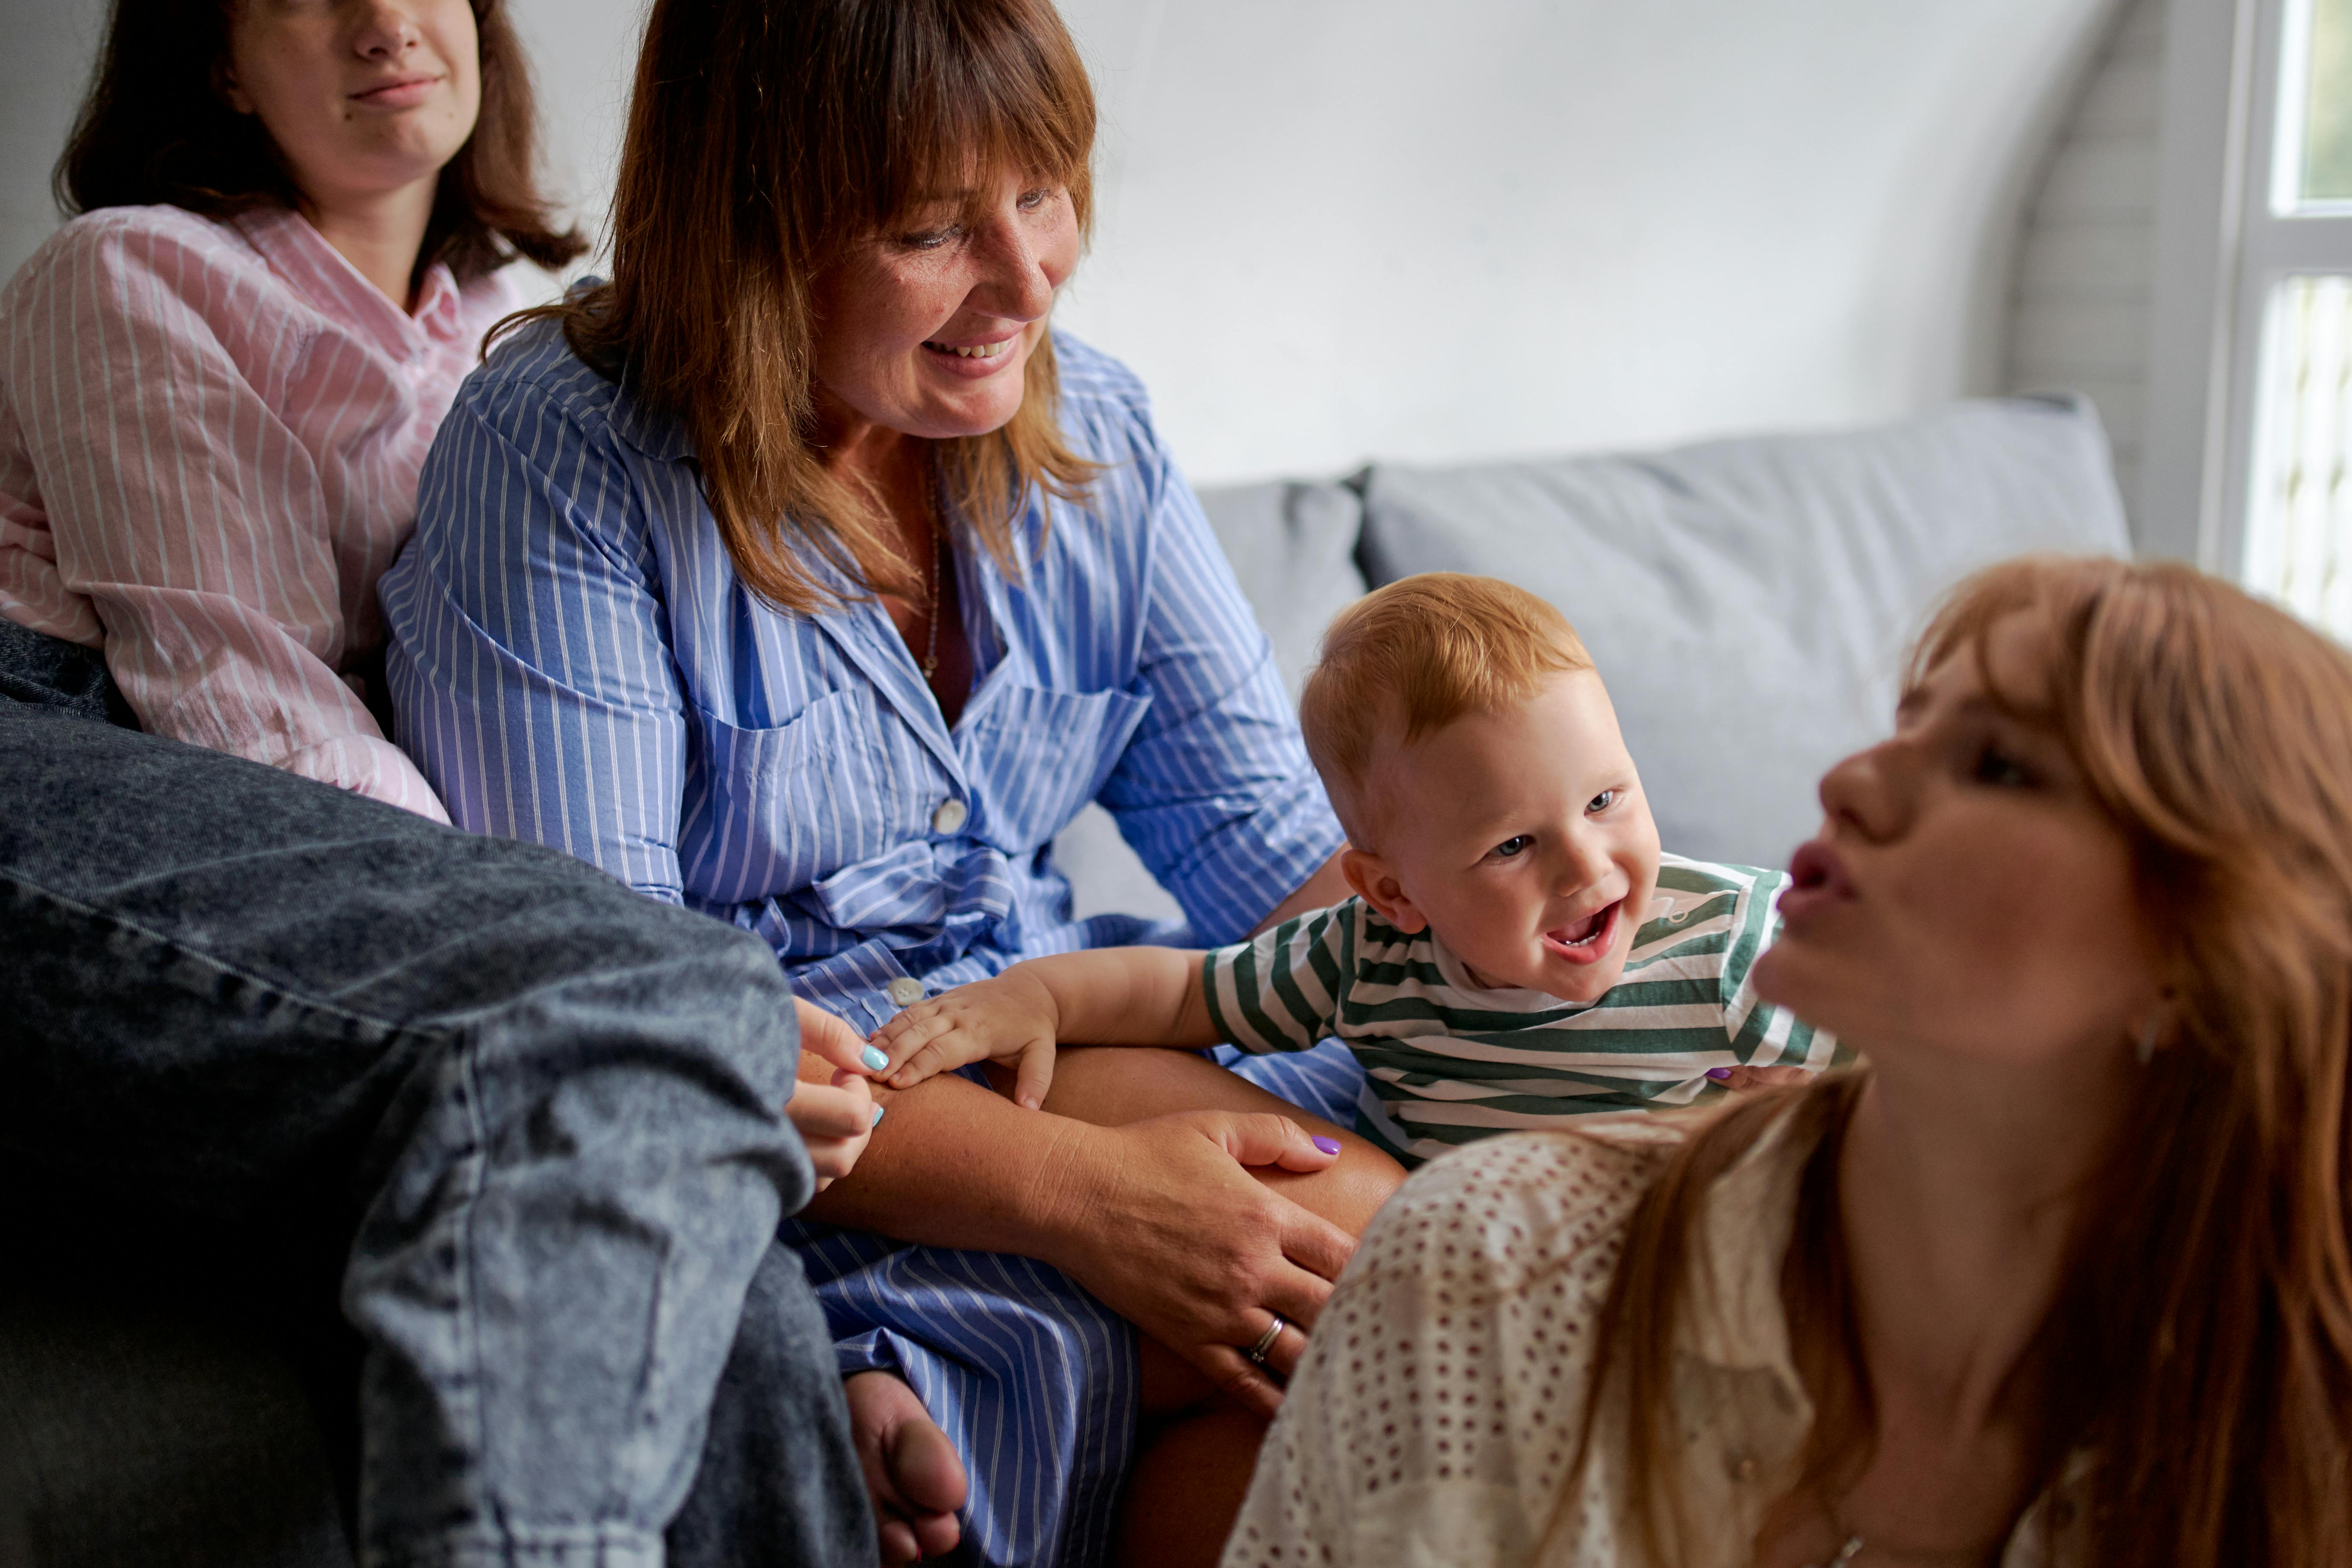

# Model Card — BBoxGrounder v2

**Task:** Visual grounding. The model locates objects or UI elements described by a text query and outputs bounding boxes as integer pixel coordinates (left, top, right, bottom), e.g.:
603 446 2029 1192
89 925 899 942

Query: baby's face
1346 669 1661 1000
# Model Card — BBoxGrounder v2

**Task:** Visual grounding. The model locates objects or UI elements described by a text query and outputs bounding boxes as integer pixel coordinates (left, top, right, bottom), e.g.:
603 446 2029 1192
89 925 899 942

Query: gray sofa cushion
1357 395 2130 867
1191 479 1369 699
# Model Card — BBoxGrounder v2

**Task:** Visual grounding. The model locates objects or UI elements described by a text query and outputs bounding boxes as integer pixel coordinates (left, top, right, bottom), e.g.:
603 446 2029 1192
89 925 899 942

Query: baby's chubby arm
869 947 1217 1109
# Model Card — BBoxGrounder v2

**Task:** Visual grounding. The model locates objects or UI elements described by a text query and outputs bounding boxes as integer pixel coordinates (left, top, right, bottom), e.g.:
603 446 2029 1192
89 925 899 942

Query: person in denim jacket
2 1 882 1562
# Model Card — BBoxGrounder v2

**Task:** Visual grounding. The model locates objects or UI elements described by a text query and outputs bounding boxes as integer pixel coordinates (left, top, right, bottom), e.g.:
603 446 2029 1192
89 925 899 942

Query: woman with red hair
1230 556 2352 1568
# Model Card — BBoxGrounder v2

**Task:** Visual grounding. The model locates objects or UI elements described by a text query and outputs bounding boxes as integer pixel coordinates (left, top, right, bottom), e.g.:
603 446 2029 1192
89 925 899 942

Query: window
2147 0 2352 637
2240 0 2352 636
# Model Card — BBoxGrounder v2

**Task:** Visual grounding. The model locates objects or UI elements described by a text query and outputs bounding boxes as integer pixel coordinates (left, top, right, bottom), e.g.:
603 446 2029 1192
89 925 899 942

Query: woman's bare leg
1034 1047 1407 1568
1116 1402 1270 1568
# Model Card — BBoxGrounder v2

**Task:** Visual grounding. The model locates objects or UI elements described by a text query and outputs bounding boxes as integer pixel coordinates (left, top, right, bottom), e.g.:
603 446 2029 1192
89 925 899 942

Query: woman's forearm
795 1067 1106 1261
800 862 1341 1277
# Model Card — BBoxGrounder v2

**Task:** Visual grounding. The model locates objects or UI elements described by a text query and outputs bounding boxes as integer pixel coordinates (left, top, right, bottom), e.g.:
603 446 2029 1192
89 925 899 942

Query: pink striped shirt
0 203 524 821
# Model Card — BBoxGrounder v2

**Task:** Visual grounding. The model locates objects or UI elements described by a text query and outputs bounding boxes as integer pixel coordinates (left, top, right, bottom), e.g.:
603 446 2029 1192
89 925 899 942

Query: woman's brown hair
55 0 584 287
1571 556 2352 1565
520 0 1101 614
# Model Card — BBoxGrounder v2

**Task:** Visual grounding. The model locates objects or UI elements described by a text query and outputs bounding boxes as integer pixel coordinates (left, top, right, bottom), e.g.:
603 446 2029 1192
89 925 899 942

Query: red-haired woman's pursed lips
1777 839 1857 930
1541 898 1623 964
350 75 442 109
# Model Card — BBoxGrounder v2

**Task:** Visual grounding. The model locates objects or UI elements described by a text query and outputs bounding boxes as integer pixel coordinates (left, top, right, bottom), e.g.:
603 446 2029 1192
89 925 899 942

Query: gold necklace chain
921 524 942 682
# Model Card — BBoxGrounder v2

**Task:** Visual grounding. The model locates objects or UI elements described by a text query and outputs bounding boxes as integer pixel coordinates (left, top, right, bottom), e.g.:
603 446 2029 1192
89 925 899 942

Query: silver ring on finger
1245 1314 1287 1367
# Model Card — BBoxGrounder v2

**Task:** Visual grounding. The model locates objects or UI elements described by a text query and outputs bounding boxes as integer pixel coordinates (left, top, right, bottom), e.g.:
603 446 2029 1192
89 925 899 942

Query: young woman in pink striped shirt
0 0 580 819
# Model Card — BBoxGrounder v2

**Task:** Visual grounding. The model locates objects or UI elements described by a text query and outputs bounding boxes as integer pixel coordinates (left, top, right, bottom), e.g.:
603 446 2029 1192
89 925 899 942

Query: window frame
2143 0 2352 570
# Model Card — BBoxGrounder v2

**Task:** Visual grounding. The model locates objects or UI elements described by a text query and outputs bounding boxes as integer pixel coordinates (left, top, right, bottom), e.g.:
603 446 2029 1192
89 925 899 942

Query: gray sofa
1060 393 2130 921
1 395 2128 1566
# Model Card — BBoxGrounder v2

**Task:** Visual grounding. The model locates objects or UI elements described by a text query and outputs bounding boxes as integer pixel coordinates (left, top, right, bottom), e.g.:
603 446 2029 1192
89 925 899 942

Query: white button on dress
887 976 925 1008
932 798 968 834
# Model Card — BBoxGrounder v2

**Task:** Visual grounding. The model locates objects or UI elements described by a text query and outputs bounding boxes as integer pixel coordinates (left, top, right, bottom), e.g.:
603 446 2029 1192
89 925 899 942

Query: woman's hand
790 998 885 1191
871 970 1061 1108
1037 1110 1351 1418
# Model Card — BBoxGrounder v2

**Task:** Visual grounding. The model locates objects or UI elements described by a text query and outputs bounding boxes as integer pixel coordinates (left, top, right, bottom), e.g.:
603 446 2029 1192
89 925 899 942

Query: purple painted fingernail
1706 1067 1733 1081
1312 1136 1342 1155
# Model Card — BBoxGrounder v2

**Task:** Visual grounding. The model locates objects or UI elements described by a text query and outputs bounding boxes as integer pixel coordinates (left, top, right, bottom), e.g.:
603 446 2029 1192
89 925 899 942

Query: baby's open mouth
1542 899 1623 964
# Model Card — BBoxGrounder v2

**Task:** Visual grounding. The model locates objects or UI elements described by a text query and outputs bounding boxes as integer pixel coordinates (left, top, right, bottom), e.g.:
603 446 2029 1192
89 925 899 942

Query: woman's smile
920 329 1028 379
349 73 444 111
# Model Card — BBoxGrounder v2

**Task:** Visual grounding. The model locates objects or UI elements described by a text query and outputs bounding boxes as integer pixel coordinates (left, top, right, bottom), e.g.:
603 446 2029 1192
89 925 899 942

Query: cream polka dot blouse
1221 1112 2091 1568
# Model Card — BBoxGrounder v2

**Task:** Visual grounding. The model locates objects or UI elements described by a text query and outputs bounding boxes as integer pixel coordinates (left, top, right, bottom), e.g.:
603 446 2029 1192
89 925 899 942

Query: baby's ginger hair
1299 574 1593 834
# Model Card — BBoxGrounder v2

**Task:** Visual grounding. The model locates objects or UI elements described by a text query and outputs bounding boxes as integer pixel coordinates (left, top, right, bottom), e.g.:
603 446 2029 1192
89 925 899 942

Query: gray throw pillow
1194 479 1368 697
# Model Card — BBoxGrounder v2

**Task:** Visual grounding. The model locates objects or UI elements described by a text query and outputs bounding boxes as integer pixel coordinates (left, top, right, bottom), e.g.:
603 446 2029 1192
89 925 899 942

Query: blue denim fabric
0 617 136 727
0 675 873 1567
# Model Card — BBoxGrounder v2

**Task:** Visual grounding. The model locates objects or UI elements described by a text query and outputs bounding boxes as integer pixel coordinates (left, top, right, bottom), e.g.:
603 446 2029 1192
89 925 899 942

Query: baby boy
872 572 1840 1166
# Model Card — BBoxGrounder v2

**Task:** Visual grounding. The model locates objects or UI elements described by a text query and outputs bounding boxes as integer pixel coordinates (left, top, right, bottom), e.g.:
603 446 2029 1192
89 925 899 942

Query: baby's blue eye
1586 790 1617 814
1492 835 1533 859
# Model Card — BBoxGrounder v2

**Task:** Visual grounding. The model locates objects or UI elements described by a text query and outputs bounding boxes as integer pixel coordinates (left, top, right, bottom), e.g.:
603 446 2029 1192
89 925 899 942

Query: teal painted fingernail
871 1104 886 1127
861 1045 889 1072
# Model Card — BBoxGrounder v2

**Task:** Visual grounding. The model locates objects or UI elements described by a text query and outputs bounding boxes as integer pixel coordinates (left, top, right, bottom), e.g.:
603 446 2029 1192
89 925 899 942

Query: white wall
1056 0 2118 482
2 0 2117 484
0 1 107 279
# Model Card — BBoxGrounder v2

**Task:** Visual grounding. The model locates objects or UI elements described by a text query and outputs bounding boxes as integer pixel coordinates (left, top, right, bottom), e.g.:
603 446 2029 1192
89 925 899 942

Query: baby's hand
872 970 1060 1109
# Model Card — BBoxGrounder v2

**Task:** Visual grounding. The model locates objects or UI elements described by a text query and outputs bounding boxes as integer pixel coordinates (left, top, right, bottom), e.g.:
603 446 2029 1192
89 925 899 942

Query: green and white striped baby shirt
1201 854 1845 1165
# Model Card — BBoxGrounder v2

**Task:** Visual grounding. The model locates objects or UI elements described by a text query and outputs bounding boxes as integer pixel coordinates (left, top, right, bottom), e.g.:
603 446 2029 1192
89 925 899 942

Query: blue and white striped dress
380 320 1360 1567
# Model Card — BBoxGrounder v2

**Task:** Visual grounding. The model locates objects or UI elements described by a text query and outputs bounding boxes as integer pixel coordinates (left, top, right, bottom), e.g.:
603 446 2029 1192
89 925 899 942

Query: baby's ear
1341 848 1427 933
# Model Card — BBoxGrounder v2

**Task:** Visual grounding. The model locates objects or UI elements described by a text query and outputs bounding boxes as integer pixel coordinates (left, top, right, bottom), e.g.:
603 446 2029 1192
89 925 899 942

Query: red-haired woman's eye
1973 746 2034 788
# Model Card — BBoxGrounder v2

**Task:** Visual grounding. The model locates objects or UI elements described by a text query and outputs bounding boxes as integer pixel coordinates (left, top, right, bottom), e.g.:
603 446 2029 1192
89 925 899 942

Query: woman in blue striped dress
382 2 1404 1563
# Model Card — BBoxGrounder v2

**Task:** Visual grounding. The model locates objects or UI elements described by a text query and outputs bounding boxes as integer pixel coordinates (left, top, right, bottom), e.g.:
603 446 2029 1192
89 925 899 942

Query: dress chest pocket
957 684 1152 852
685 687 924 900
